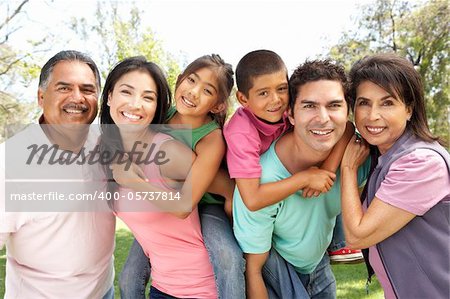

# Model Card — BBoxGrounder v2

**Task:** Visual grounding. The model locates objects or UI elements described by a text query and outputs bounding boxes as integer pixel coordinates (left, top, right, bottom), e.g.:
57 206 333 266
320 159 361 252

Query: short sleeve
225 132 262 179
375 149 450 215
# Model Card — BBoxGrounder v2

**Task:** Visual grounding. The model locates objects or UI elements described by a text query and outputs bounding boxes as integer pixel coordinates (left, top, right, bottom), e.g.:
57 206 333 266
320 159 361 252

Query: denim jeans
149 286 180 299
263 248 336 299
327 214 346 252
119 204 245 299
119 239 150 299
102 286 114 299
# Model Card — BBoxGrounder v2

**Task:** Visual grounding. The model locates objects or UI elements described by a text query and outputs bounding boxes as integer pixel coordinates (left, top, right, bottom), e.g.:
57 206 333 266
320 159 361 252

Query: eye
303 104 315 109
187 76 195 84
204 88 213 96
120 89 131 95
258 91 268 97
82 88 96 95
58 86 70 92
382 100 394 106
143 96 155 102
278 86 288 93
357 99 369 106
329 103 342 109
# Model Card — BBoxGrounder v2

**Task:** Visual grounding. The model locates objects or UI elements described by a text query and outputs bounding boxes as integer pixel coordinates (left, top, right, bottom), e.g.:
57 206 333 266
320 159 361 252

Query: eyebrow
300 99 344 104
119 83 157 95
191 72 218 92
55 81 97 90
356 95 393 101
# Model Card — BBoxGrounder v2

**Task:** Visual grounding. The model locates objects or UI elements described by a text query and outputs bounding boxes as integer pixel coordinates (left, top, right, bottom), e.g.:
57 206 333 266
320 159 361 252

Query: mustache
62 103 89 112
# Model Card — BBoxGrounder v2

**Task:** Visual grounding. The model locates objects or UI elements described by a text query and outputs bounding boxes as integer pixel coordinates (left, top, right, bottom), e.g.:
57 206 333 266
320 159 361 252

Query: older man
0 51 115 299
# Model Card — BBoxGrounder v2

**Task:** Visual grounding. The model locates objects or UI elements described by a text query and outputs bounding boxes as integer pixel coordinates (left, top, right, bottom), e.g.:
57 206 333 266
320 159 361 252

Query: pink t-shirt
224 107 290 178
115 133 217 299
366 149 450 299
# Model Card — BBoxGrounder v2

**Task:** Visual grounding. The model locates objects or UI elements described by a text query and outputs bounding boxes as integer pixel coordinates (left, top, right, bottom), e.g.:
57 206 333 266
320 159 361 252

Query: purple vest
365 130 450 299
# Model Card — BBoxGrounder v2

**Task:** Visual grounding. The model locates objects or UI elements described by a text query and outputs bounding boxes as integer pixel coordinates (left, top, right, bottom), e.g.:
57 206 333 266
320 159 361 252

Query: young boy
224 50 355 298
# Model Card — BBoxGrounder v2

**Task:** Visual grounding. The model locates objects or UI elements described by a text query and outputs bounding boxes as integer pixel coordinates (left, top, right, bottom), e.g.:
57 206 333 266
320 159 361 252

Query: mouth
181 96 196 108
121 111 142 121
267 106 282 113
365 126 385 135
310 129 333 136
62 104 88 114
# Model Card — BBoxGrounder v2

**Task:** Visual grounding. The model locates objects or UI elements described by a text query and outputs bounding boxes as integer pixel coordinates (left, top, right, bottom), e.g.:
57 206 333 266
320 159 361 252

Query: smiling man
233 60 371 298
0 51 115 299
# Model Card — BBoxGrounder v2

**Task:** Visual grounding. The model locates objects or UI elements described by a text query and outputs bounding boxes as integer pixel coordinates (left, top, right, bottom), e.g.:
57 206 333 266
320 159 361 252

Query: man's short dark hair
235 49 287 97
38 50 101 92
289 59 349 112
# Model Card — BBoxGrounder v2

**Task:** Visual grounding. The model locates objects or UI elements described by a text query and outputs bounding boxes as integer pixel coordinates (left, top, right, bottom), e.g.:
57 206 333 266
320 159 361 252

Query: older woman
340 53 450 299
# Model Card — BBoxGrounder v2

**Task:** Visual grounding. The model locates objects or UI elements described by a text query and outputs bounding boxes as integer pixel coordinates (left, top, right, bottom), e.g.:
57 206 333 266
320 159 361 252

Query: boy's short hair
235 49 287 97
289 59 349 112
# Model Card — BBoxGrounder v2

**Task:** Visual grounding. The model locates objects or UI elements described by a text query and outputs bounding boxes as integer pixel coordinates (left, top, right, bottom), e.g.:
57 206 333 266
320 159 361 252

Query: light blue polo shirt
233 140 370 274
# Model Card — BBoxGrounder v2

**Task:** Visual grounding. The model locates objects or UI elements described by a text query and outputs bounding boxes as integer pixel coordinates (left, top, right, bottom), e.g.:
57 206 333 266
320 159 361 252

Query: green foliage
70 1 181 90
328 0 449 146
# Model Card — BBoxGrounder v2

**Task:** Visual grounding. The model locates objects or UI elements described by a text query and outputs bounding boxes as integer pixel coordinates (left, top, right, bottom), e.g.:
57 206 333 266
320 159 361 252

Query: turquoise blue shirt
233 140 370 274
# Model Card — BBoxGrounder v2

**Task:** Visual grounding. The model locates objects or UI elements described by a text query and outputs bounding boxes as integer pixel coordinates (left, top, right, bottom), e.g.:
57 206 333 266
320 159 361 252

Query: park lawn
0 220 383 298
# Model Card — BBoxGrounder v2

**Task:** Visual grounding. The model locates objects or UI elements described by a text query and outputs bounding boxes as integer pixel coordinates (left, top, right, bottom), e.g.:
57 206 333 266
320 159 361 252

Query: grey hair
38 50 101 91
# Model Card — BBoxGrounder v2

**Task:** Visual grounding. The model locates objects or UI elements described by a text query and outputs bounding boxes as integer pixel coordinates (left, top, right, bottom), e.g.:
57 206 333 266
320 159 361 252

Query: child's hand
302 187 321 198
110 160 147 189
302 167 336 195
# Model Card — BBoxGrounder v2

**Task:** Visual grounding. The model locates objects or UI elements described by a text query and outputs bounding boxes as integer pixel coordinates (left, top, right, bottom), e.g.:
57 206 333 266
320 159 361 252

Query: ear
287 107 295 126
406 106 413 121
210 102 226 114
107 93 112 106
236 91 249 107
37 88 44 108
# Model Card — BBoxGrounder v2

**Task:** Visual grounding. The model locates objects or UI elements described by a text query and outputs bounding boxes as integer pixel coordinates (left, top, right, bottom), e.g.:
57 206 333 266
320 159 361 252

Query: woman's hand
110 160 147 189
341 135 370 170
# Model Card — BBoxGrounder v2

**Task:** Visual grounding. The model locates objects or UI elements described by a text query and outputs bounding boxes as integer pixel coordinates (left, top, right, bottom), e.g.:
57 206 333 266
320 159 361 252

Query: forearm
239 172 309 211
340 166 366 248
245 252 269 299
207 168 235 201
321 121 355 172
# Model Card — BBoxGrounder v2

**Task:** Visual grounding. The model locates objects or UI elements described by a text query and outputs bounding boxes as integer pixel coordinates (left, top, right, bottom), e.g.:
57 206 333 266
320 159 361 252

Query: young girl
99 56 218 298
118 54 245 299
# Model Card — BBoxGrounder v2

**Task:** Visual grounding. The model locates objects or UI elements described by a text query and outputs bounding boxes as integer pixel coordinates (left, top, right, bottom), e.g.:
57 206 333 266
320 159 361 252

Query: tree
0 0 45 141
70 1 181 90
328 0 449 146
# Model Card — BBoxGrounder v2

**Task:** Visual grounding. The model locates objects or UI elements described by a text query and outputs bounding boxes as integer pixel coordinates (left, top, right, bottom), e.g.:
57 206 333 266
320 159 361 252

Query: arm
237 166 335 211
303 121 355 198
207 168 235 218
245 252 270 299
340 135 415 249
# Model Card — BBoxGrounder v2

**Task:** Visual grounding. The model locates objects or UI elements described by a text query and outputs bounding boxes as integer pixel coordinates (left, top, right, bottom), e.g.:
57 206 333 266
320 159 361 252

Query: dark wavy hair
175 54 233 128
99 56 172 196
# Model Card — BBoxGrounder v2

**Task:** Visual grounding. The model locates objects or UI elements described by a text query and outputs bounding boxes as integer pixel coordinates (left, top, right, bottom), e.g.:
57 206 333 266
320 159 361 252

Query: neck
169 111 212 129
277 132 331 173
120 128 153 153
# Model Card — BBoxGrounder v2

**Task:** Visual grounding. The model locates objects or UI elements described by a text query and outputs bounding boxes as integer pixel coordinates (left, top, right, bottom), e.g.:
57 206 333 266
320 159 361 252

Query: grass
0 221 383 298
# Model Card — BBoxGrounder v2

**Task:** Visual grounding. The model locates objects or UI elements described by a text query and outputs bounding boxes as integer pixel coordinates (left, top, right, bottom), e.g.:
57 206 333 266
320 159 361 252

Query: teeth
267 107 281 112
64 109 83 114
367 127 384 133
122 112 141 120
182 96 196 108
311 129 332 135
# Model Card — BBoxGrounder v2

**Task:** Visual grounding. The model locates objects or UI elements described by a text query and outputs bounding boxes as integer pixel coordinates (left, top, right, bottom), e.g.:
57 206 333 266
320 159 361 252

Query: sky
8 0 374 73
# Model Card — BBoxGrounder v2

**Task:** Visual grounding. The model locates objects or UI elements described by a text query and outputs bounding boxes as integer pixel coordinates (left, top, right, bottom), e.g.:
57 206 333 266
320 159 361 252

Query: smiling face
289 80 348 153
108 70 158 129
354 81 412 154
38 61 98 125
237 70 289 123
174 67 224 119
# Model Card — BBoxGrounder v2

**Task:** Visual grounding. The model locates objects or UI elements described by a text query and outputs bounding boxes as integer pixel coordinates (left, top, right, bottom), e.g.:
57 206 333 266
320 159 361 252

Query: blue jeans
263 248 336 299
149 286 180 299
102 286 114 299
119 204 246 299
328 214 346 252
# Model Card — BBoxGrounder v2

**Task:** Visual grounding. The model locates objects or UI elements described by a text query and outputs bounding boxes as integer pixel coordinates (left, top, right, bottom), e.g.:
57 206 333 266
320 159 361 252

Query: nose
128 96 142 109
271 92 282 105
71 88 84 103
317 107 330 123
189 83 201 98
368 106 381 120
